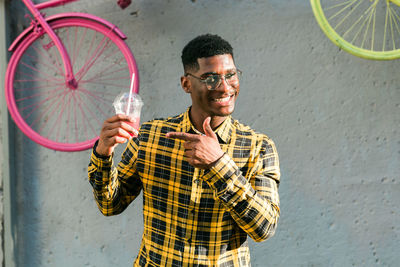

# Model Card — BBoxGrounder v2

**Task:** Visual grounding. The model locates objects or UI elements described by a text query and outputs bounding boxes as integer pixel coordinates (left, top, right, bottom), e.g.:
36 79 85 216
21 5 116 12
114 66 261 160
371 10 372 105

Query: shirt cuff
202 153 239 193
91 140 113 168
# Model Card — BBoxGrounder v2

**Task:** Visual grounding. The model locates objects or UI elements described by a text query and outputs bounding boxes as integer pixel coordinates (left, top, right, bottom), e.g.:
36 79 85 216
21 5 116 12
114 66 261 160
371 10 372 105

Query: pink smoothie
126 117 140 137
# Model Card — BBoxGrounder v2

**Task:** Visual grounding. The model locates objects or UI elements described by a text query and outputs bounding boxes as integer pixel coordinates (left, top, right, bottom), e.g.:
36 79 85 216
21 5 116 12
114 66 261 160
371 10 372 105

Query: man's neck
189 108 227 134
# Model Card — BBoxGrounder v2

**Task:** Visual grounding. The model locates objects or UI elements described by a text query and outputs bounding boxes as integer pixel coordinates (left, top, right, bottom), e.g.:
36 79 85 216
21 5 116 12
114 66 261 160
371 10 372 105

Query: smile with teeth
213 94 233 102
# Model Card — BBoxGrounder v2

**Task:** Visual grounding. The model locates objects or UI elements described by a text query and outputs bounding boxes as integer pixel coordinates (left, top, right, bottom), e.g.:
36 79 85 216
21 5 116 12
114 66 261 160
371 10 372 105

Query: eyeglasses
185 69 242 90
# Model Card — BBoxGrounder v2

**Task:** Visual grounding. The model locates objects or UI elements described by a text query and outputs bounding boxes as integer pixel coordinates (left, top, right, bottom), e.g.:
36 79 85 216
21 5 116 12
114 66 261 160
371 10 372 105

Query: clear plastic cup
113 92 143 137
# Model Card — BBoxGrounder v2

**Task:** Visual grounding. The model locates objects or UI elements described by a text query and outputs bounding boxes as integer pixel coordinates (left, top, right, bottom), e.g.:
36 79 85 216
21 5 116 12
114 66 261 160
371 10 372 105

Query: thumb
203 117 217 139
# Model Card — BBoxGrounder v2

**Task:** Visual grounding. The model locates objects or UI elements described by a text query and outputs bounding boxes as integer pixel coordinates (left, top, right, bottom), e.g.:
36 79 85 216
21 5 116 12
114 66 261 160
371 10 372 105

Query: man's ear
181 76 191 93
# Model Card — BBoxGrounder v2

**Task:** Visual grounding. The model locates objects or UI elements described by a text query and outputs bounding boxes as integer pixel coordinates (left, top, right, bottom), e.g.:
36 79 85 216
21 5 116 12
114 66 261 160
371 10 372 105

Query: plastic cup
113 92 143 137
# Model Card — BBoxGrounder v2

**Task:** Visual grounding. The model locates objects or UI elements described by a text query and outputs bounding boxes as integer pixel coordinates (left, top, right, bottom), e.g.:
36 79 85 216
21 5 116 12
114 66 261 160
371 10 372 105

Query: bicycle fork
22 0 78 89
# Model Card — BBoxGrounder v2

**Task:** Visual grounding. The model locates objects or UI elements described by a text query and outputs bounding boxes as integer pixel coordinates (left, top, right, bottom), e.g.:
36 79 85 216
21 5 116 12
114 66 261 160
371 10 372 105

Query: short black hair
181 34 234 72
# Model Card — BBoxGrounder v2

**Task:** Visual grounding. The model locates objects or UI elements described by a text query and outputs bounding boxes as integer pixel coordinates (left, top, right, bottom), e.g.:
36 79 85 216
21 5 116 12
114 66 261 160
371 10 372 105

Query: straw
126 73 135 115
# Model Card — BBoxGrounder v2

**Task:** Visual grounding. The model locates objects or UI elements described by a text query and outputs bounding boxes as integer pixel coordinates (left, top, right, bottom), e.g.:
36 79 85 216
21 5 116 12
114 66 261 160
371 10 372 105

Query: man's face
184 54 240 119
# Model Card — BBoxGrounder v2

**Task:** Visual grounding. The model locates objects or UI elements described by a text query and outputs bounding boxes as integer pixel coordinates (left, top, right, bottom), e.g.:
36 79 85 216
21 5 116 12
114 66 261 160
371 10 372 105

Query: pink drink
127 117 140 137
113 92 143 137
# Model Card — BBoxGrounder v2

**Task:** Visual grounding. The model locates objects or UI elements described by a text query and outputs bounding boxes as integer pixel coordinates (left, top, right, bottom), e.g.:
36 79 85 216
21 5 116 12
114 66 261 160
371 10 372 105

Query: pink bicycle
4 0 139 151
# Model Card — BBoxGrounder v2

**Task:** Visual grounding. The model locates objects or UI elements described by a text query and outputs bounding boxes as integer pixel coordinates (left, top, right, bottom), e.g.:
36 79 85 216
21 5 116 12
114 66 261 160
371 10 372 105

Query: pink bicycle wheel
5 17 139 151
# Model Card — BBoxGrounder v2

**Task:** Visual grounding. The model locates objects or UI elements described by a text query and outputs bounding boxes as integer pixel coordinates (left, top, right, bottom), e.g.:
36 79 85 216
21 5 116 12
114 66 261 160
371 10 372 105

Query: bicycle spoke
66 26 72 62
390 5 400 41
78 30 97 76
73 27 86 67
334 0 364 31
77 86 113 119
43 39 64 75
343 1 377 39
365 4 375 50
328 0 358 21
54 91 77 142
14 70 64 93
64 26 79 72
19 60 63 83
45 90 69 140
61 26 74 74
14 77 63 84
14 69 63 85
325 0 355 11
350 3 375 45
388 4 400 50
75 32 108 79
71 26 77 66
15 86 65 103
371 4 376 51
36 88 70 141
78 88 115 116
82 76 131 86
76 37 113 81
389 4 395 50
80 80 130 88
72 91 89 142
28 89 66 129
66 92 76 143
27 44 64 76
383 2 390 51
79 49 127 81
81 56 126 78
81 38 114 77
77 88 115 101
73 93 80 143
75 91 97 141
64 93 73 143
82 65 130 84
36 39 64 75
21 85 65 116
76 90 105 130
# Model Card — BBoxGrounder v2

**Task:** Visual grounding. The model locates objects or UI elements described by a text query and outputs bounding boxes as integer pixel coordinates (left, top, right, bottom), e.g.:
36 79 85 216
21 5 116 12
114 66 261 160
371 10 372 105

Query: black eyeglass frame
184 69 242 91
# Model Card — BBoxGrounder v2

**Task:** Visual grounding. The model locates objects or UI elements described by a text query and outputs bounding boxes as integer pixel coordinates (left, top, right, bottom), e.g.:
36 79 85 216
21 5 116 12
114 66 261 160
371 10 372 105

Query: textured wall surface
1 0 399 266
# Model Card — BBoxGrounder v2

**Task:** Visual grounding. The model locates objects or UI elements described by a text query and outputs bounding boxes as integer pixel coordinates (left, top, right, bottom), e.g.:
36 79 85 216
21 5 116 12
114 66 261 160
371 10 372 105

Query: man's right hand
96 114 138 157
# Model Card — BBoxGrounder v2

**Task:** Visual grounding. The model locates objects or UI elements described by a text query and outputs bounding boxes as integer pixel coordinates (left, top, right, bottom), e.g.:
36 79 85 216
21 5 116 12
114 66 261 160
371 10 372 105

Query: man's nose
216 77 231 92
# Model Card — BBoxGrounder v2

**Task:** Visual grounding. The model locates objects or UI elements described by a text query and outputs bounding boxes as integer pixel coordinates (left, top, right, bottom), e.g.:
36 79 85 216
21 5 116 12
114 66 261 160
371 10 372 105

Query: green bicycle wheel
311 0 400 60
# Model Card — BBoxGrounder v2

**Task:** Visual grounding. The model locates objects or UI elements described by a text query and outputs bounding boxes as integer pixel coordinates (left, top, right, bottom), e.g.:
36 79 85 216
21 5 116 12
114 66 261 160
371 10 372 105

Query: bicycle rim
5 17 139 151
311 0 400 60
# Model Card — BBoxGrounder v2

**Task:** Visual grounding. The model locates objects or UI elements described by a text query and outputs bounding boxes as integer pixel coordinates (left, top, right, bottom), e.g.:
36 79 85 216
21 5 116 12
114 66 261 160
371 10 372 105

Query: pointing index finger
166 132 199 141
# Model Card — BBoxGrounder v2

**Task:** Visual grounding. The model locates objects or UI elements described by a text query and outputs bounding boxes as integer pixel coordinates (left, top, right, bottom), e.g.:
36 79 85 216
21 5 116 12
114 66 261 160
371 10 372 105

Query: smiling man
88 34 280 266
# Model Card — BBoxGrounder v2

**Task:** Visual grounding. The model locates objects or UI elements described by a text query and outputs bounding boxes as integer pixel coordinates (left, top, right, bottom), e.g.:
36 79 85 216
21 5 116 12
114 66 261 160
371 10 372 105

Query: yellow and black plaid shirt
88 108 280 267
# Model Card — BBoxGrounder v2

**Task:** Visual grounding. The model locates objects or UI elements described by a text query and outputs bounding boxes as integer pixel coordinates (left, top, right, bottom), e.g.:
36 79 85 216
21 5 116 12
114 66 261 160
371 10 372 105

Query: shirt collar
180 107 232 144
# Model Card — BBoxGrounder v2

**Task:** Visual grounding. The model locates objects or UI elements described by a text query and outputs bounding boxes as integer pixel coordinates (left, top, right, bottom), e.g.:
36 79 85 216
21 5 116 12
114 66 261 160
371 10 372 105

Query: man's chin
212 106 235 117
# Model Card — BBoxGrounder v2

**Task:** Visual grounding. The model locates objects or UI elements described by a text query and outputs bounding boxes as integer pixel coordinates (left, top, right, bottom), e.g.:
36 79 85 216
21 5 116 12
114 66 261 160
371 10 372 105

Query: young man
88 34 280 266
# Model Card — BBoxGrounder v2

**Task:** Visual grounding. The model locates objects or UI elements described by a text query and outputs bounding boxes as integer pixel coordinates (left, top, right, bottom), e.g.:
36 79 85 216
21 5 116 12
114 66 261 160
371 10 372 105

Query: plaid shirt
88 108 280 267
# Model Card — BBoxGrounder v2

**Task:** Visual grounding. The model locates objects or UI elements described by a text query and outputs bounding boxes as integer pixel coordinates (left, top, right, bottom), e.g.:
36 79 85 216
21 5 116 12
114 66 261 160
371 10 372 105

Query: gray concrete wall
1 0 399 266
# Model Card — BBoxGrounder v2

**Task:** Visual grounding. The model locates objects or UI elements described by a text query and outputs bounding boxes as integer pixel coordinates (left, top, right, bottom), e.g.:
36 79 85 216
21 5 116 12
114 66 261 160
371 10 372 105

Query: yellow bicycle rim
311 0 400 60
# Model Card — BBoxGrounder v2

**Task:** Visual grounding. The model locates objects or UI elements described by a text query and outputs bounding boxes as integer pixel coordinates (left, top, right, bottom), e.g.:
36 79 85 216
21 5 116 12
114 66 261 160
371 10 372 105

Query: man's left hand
166 117 224 169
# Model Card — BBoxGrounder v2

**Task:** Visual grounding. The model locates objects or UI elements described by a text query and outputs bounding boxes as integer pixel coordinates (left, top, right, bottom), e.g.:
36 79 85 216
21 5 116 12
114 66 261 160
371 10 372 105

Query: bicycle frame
33 0 79 10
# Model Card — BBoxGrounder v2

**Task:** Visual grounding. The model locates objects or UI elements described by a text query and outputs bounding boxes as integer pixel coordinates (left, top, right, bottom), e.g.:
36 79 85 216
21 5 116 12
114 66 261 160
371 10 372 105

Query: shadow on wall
6 1 43 265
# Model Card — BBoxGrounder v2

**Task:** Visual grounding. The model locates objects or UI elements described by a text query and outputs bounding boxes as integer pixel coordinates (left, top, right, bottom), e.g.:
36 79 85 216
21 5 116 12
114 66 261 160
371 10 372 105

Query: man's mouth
212 93 234 103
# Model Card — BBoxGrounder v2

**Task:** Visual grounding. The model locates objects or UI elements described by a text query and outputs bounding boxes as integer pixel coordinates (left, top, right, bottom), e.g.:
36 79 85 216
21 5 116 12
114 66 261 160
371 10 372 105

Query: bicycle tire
311 0 400 60
5 17 139 151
